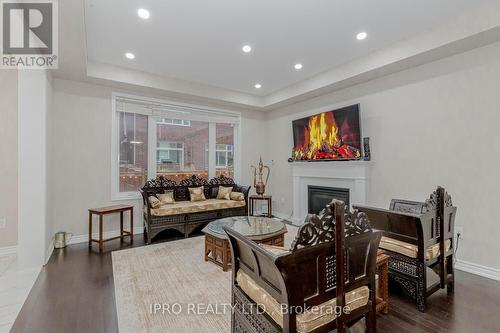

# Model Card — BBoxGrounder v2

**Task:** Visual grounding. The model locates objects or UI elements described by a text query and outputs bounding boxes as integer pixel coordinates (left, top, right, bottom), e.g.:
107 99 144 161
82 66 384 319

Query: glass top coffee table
203 216 287 271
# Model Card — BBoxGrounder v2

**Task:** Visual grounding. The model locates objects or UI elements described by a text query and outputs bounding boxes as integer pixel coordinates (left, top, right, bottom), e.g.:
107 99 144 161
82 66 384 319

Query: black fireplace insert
308 185 350 214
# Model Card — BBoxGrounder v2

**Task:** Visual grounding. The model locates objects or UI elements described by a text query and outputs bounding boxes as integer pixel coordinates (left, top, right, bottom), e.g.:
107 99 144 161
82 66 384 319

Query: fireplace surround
291 161 371 224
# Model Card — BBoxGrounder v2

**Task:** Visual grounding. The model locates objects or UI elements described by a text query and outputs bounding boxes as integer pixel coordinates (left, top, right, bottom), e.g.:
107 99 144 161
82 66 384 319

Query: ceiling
84 0 494 98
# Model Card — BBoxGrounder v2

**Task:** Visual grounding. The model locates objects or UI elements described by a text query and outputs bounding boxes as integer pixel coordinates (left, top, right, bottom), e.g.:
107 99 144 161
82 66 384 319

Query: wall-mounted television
292 104 362 161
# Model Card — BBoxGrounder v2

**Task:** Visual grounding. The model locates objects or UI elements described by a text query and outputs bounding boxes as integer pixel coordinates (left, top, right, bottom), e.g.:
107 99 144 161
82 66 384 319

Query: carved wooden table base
204 233 284 272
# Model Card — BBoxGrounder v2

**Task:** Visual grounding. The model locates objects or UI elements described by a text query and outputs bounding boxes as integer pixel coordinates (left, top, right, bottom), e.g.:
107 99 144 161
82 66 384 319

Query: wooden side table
248 195 272 217
376 250 389 314
88 205 134 253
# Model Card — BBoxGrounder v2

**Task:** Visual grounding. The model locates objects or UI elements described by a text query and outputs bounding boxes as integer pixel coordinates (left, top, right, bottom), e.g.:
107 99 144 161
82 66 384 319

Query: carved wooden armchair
224 200 381 333
355 186 457 312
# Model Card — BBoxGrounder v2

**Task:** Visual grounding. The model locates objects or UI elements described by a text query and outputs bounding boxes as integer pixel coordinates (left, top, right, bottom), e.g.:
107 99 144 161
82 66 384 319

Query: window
112 94 241 199
118 112 148 193
216 123 234 178
157 141 184 168
156 120 209 183
157 118 191 127
216 144 233 168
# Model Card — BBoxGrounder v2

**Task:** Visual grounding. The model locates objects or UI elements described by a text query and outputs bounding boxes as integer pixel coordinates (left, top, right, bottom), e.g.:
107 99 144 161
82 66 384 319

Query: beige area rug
112 225 298 333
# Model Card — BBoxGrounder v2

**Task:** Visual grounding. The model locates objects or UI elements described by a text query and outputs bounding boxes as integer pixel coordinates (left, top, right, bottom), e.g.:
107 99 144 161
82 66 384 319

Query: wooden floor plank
10 230 500 333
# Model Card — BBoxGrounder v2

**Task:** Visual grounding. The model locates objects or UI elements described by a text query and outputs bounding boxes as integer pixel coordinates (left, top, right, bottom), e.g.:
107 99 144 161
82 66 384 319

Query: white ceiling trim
83 2 500 111
55 1 500 112
263 2 500 109
87 61 265 108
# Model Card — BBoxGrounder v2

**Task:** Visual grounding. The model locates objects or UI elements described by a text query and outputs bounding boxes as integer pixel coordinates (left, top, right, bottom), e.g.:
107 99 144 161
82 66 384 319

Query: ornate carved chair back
286 200 380 333
427 186 457 288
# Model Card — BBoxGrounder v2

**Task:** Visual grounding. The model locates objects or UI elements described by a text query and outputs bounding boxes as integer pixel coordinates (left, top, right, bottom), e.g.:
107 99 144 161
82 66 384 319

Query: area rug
112 225 298 333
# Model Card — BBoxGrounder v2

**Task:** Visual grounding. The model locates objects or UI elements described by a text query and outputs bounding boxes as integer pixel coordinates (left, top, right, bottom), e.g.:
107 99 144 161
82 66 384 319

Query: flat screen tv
292 104 362 161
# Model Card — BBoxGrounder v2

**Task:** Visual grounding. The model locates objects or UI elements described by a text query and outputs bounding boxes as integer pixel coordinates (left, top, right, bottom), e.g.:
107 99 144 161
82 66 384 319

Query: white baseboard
45 240 54 265
455 259 500 282
0 245 17 256
68 226 144 245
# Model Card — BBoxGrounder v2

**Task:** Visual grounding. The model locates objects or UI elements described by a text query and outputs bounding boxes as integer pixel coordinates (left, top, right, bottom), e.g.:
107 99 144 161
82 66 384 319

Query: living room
1 0 500 332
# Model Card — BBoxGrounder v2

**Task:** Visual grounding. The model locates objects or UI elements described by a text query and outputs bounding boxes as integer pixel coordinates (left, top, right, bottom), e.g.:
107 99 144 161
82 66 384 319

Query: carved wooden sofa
140 175 250 244
354 186 457 312
224 200 381 333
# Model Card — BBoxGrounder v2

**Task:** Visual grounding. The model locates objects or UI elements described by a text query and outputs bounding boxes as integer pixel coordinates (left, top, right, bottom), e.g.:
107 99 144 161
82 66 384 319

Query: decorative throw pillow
217 186 233 200
148 196 161 209
189 186 206 202
230 192 245 201
158 191 175 205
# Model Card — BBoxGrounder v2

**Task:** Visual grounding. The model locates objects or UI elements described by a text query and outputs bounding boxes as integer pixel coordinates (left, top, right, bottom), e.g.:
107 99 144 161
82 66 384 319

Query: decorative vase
251 156 270 196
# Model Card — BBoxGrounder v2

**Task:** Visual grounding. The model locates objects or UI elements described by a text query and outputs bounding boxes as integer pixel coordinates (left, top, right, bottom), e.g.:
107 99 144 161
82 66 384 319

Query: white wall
264 41 500 272
50 79 266 239
0 70 18 249
17 70 52 268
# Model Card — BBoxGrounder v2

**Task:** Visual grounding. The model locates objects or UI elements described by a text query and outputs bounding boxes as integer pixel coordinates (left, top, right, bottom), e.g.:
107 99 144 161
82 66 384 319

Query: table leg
120 211 124 243
268 198 272 217
130 208 134 242
88 212 92 248
99 214 104 253
382 260 389 314
222 241 229 272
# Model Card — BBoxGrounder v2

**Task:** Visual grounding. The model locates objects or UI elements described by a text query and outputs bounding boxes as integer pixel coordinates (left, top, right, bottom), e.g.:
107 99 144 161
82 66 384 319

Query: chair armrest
139 189 152 218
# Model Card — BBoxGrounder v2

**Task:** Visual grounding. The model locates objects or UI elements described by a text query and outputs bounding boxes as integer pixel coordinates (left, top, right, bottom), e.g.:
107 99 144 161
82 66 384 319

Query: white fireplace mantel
291 161 372 224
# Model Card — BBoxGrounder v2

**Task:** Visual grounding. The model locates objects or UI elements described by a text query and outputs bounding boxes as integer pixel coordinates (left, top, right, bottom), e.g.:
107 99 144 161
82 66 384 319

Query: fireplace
308 185 350 214
291 161 369 224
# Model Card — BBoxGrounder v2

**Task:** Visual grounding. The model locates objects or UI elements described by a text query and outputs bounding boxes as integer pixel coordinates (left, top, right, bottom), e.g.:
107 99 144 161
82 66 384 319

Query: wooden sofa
354 186 457 312
224 200 381 333
140 175 250 243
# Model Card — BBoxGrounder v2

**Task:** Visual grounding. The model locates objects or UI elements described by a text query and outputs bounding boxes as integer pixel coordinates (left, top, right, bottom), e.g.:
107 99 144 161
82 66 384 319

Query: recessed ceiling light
125 52 135 59
356 32 367 40
137 8 150 19
254 83 262 89
242 45 252 53
294 63 303 70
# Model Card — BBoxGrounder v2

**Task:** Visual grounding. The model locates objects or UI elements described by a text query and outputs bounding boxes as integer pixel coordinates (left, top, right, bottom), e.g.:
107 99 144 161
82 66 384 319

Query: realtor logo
1 0 58 68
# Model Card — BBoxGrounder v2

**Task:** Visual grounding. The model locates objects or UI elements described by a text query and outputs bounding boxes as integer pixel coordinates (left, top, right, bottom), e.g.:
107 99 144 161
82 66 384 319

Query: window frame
111 93 241 201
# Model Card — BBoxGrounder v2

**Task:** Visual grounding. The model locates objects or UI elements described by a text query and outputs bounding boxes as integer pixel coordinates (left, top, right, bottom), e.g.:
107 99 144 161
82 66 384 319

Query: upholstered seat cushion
379 236 451 260
259 244 290 256
147 199 245 216
236 270 369 333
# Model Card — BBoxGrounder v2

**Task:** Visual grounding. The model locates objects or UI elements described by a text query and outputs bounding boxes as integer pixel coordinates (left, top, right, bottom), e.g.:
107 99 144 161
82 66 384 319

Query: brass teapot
251 156 270 196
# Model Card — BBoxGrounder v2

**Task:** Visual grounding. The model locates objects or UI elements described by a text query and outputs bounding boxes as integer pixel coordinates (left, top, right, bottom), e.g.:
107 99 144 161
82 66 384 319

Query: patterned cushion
147 199 246 216
379 236 451 259
230 192 245 201
158 192 175 205
216 186 233 200
236 270 369 332
148 196 161 209
188 186 206 202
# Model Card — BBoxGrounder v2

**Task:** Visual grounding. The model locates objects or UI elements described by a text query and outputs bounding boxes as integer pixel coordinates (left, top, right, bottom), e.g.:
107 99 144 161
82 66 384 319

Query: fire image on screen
292 105 361 161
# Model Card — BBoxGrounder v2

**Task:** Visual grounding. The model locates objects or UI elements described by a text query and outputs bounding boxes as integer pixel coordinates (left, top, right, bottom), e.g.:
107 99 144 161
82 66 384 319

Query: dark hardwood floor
11 231 500 333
